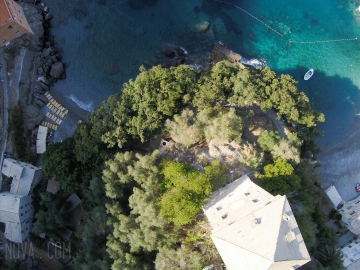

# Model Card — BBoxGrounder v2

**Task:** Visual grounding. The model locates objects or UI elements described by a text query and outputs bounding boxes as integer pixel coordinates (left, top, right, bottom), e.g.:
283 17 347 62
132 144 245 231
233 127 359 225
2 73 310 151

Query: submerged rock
195 21 210 32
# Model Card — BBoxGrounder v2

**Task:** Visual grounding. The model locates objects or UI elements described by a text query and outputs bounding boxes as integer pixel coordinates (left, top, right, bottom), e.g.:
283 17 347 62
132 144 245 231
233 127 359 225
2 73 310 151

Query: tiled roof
0 0 12 26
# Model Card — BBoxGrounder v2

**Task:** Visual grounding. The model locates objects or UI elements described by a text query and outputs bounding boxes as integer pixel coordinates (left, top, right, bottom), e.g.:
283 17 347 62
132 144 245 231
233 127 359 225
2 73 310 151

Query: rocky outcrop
209 42 244 66
50 62 64 78
195 21 210 33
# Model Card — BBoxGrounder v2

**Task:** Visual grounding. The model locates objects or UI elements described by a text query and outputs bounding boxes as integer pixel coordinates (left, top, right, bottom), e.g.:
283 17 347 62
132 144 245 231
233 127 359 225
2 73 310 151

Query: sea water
43 0 360 193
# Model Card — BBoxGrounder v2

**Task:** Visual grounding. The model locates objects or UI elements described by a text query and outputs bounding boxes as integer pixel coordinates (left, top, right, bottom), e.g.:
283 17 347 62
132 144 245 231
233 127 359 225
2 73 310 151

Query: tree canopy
255 158 301 195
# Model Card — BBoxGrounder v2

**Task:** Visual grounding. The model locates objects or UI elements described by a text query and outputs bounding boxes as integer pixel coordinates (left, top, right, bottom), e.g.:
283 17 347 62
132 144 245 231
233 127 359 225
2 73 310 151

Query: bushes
329 209 342 221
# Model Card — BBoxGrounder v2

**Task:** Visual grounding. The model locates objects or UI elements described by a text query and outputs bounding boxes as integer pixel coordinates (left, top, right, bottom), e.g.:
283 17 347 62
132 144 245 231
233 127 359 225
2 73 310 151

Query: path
0 48 9 187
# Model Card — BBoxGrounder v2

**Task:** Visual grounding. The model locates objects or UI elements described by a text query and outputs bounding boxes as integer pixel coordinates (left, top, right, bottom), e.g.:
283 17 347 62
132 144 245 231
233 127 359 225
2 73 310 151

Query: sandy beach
318 114 360 201
44 87 91 143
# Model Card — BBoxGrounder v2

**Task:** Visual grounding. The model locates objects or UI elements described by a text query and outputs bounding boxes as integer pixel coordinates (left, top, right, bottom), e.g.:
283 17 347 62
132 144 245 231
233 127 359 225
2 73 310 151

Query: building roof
0 0 11 26
36 125 48 154
203 174 311 270
2 158 24 179
46 179 59 195
66 194 81 212
325 185 343 208
0 193 33 243
341 240 360 269
203 174 273 230
1 158 41 196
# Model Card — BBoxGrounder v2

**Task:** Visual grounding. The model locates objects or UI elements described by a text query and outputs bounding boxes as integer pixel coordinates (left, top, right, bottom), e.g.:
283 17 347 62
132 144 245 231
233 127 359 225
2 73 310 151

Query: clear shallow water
44 0 360 149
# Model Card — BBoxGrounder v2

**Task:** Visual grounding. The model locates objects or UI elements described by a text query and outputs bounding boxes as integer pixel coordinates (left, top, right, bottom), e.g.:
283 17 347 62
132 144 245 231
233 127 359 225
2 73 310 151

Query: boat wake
66 94 94 112
240 57 268 68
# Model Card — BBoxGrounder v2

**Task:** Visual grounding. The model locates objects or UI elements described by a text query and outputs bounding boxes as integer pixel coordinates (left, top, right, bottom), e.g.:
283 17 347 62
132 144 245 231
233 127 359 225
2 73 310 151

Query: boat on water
304 68 314 80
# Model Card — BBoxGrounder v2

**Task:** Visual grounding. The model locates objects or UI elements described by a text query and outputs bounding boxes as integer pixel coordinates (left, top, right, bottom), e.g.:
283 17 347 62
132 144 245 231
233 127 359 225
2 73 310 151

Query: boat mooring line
290 37 358 44
214 0 284 37
215 0 358 46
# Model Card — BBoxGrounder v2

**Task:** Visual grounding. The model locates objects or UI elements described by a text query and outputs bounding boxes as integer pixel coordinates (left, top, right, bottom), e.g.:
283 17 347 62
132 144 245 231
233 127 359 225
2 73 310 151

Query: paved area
0 48 9 187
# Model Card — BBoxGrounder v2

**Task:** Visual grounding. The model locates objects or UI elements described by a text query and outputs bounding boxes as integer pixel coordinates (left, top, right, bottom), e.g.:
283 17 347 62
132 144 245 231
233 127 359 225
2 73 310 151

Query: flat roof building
0 192 33 243
36 125 48 154
1 158 41 243
2 158 41 196
339 195 360 235
0 0 32 47
325 185 343 209
203 174 311 270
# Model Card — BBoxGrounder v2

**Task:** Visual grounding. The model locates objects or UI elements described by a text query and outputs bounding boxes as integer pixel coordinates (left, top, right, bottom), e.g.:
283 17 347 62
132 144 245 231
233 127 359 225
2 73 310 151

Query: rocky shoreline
4 0 67 151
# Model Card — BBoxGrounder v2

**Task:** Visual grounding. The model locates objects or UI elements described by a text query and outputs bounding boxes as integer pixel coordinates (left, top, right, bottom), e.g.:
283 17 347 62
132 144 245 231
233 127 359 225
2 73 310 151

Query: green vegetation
32 192 70 241
38 61 337 269
255 158 301 195
8 105 26 160
257 130 281 152
238 142 263 168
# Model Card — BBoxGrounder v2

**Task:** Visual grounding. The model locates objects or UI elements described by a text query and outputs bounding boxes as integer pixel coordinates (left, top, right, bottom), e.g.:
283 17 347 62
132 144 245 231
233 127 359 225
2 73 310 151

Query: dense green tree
33 192 70 240
229 68 258 107
317 244 345 270
271 139 300 163
102 65 198 148
204 159 226 191
74 225 111 270
193 61 237 108
257 130 281 152
42 137 85 192
204 108 243 144
238 142 264 168
158 160 212 226
166 108 202 148
102 151 135 200
155 245 203 270
255 158 301 195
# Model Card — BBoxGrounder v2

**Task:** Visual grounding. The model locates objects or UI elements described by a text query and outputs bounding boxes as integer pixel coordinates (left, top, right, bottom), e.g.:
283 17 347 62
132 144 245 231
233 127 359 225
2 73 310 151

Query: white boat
304 68 314 80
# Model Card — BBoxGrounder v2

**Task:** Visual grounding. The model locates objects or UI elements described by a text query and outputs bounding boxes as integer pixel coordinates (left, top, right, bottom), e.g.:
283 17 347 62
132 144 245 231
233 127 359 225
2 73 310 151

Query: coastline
318 114 360 201
47 88 91 142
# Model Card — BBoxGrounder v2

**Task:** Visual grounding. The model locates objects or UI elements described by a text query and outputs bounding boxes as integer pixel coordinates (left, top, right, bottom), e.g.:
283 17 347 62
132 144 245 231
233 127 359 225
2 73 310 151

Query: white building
339 196 360 235
341 240 360 269
0 192 33 243
325 185 343 209
36 125 48 154
1 158 41 196
0 158 41 243
203 174 311 270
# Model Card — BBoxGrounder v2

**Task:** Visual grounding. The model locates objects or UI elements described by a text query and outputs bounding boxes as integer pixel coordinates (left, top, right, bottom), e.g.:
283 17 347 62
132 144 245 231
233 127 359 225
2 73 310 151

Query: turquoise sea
44 0 360 151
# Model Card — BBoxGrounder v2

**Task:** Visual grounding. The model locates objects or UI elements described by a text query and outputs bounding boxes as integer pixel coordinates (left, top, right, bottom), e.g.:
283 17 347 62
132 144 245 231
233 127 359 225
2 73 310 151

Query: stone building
203 174 310 270
0 0 32 47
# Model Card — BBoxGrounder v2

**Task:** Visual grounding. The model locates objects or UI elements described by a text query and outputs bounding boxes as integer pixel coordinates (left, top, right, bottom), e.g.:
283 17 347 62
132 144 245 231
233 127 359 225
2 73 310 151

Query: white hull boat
304 68 314 80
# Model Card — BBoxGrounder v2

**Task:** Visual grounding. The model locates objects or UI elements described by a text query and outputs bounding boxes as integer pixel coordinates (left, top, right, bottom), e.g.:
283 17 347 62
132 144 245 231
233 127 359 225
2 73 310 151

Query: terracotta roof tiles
0 0 12 26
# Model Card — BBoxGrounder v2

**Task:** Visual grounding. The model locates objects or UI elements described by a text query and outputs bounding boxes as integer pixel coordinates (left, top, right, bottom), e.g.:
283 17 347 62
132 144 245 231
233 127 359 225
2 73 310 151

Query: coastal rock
41 48 51 58
35 98 46 108
49 62 64 78
25 105 41 118
195 21 210 32
38 94 49 104
45 13 53 21
38 81 49 90
163 49 175 58
37 76 50 85
37 67 44 75
51 56 58 63
209 43 244 66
